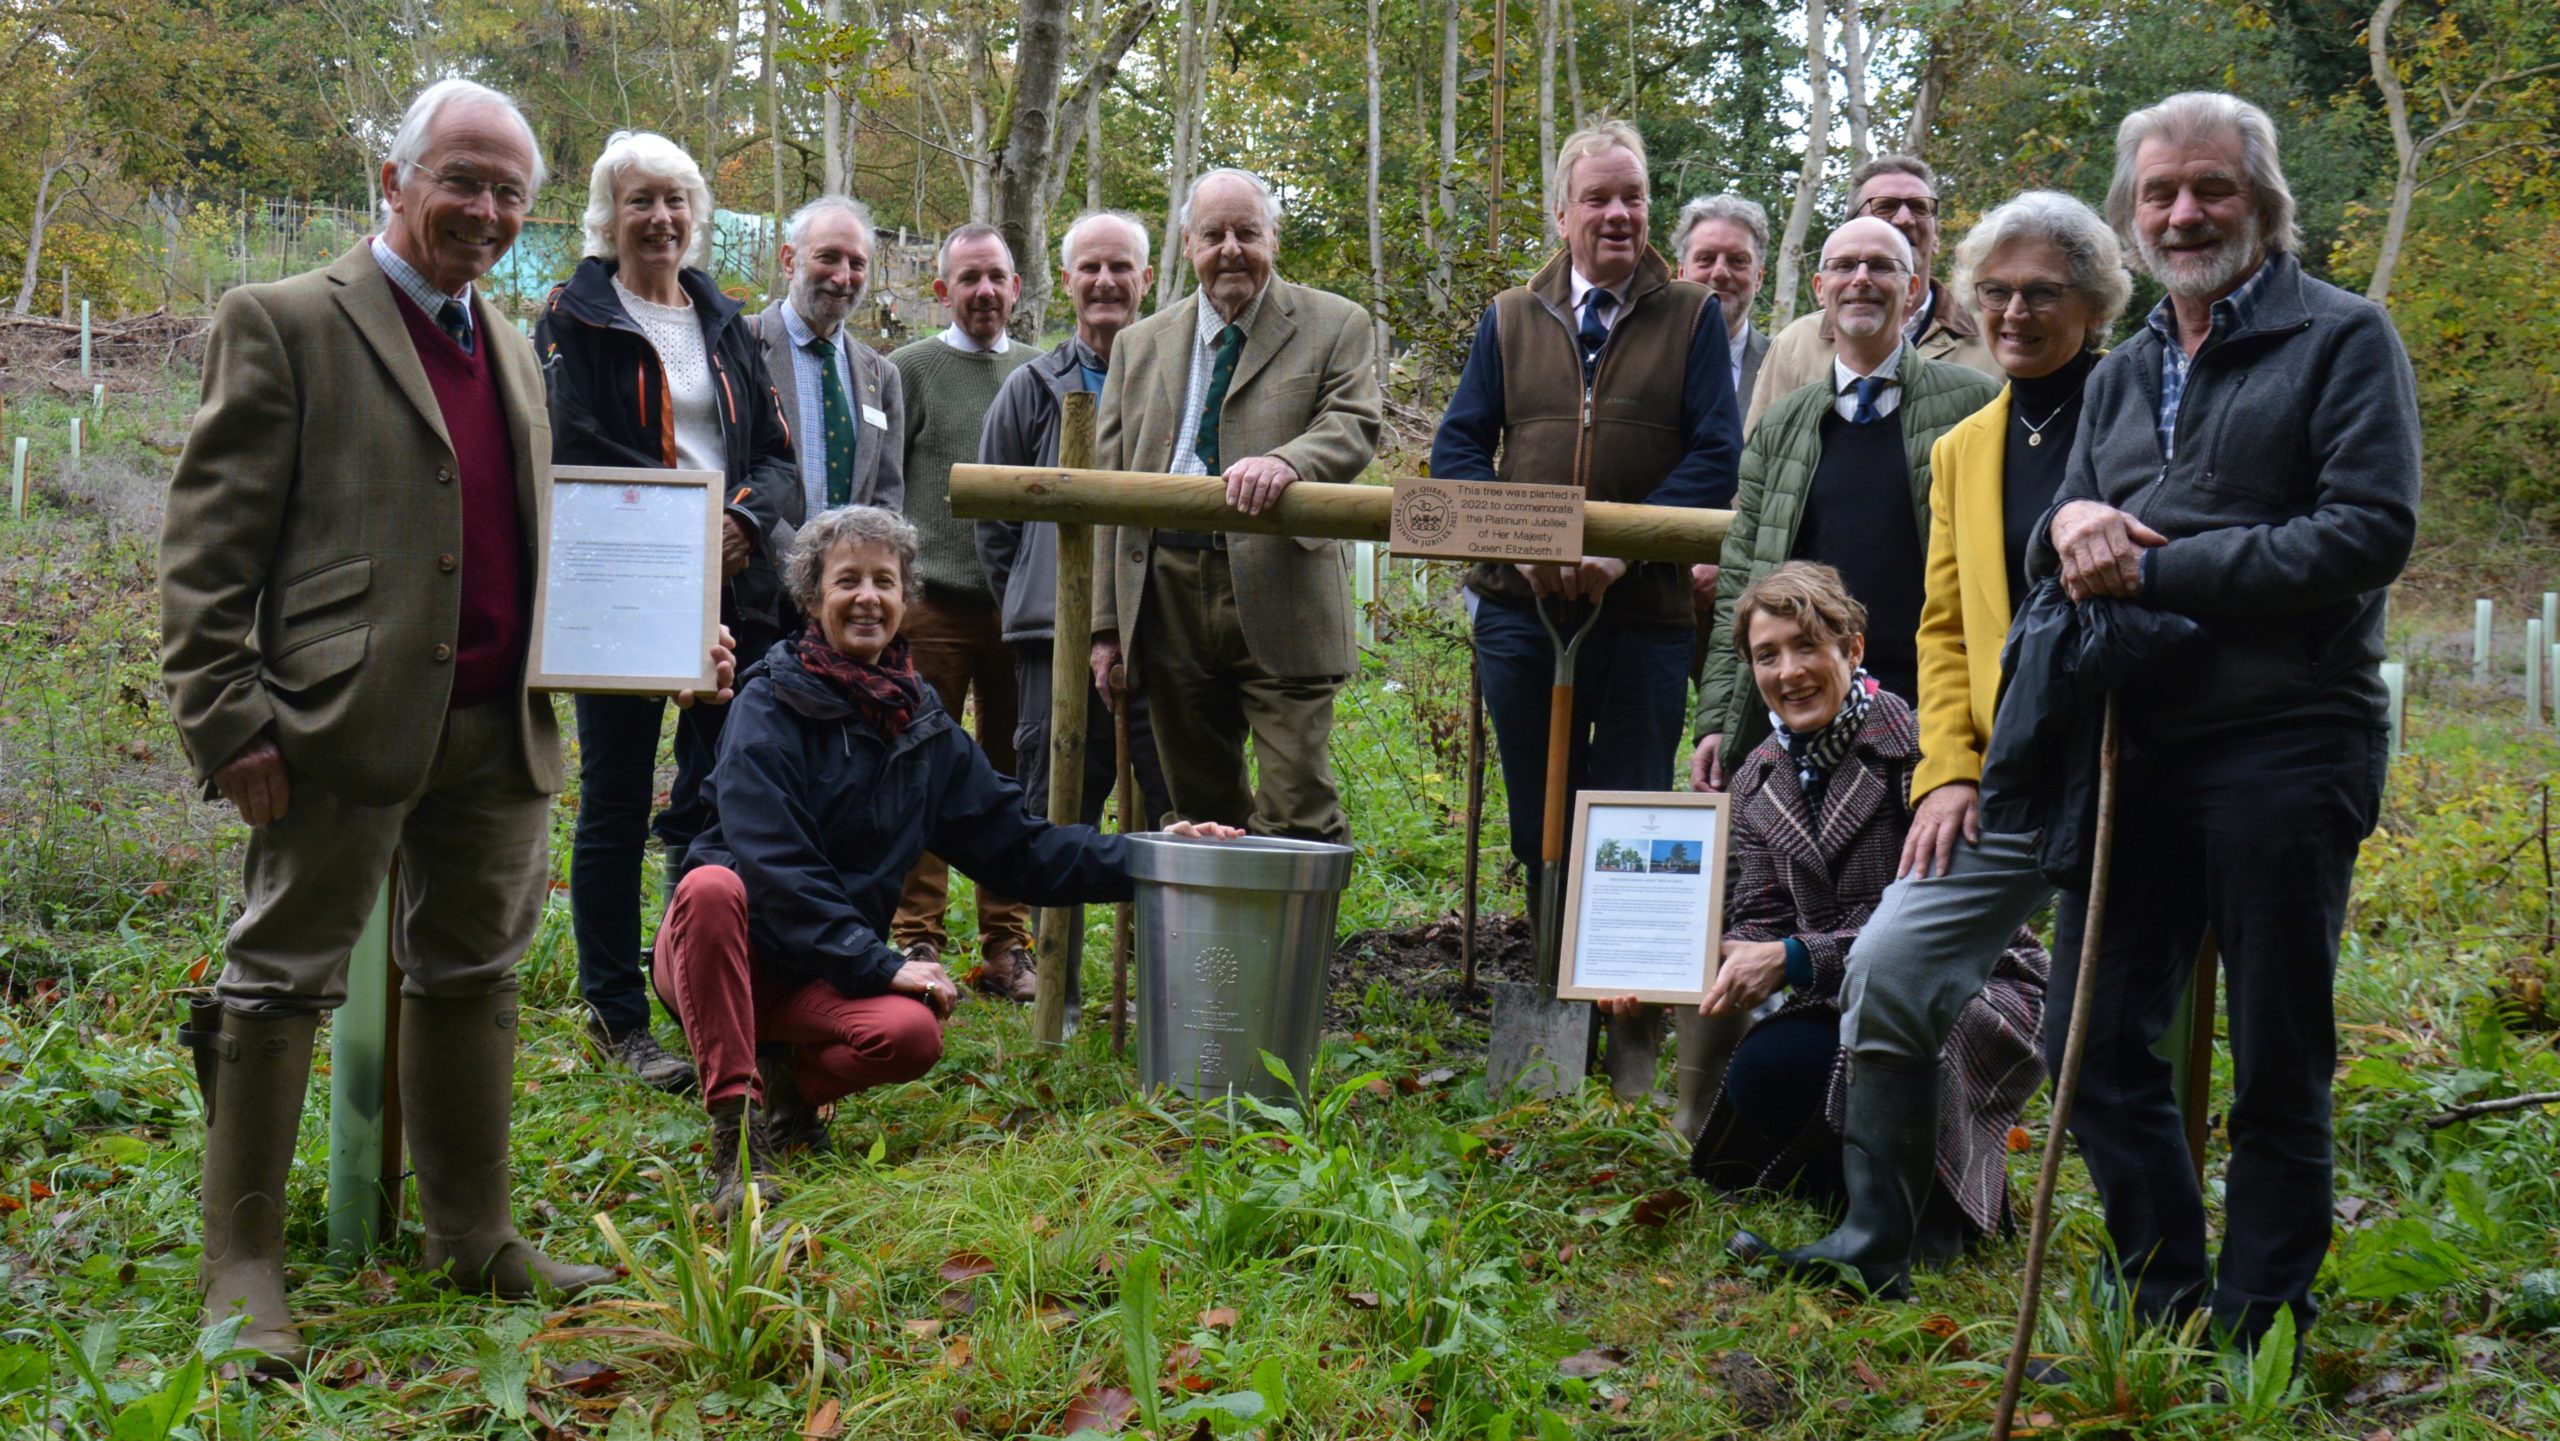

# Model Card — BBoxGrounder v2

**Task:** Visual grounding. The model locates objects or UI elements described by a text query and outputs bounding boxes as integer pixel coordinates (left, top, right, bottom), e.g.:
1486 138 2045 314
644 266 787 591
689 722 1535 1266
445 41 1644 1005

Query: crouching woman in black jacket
659 505 1237 1213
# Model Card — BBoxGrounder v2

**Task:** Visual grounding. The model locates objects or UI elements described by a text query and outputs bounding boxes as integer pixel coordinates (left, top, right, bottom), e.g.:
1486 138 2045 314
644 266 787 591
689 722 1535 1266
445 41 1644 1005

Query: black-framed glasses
1975 282 2072 314
1818 256 1909 278
415 167 533 214
1855 194 1939 220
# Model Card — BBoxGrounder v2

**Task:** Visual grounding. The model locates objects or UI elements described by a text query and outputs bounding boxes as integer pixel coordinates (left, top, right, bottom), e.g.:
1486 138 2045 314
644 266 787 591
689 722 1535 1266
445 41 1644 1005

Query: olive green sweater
888 336 1040 603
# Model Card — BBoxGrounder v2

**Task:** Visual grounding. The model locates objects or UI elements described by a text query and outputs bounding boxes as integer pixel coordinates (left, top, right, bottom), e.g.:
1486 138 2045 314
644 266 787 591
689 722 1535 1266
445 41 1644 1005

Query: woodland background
3 0 2556 532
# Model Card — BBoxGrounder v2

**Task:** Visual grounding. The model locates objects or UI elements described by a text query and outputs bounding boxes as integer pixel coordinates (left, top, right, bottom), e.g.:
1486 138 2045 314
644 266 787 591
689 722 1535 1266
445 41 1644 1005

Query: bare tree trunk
1562 0 1585 128
1085 0 1106 209
1771 0 1831 330
823 0 845 193
12 163 64 314
1365 0 1388 386
1537 0 1558 205
1839 0 1871 171
1902 31 1946 158
765 0 785 291
992 0 1077 337
1435 0 1457 310
1156 0 1199 306
2366 0 2418 304
1043 0 1160 218
965 27 995 221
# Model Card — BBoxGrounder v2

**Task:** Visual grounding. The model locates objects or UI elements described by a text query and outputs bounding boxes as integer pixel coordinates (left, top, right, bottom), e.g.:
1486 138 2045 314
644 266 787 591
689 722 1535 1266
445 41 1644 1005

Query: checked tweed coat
1697 688 2049 1237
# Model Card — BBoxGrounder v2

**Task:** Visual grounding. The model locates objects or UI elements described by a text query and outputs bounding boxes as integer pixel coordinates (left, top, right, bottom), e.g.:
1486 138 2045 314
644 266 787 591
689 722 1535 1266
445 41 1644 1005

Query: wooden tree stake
1031 393 1099 1047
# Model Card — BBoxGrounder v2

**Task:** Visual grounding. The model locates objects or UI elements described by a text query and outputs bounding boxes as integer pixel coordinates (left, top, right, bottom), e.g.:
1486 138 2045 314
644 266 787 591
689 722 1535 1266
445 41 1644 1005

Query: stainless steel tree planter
1127 834 1354 1100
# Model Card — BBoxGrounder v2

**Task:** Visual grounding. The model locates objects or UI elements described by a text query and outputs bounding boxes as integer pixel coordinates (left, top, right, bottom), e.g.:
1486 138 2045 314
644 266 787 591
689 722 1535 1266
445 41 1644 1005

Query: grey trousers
1838 827 2060 1065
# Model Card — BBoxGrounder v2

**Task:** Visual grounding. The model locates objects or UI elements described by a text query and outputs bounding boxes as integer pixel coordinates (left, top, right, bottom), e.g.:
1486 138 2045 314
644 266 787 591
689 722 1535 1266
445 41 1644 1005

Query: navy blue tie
1849 374 1892 425
1578 289 1614 381
438 299 474 355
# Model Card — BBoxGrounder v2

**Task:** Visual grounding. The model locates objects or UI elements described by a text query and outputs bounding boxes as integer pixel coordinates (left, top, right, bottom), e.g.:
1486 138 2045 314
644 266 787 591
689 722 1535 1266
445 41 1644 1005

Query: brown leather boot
402 993 613 1297
978 945 1039 1004
197 1008 319 1375
705 1097 788 1220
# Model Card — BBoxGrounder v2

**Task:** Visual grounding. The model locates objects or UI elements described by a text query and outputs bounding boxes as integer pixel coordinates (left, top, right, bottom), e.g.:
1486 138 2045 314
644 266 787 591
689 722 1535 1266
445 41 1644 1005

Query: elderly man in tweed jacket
157 80 727 1372
1088 168 1382 843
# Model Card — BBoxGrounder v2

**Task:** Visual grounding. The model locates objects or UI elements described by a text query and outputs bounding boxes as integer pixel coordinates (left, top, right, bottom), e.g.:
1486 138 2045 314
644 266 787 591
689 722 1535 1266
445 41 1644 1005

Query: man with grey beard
753 195 906 522
2022 92 2416 1354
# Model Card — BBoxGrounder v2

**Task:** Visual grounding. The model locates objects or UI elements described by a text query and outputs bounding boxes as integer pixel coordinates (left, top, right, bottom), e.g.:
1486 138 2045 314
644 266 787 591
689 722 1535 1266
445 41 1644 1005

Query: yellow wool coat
1911 385 2020 804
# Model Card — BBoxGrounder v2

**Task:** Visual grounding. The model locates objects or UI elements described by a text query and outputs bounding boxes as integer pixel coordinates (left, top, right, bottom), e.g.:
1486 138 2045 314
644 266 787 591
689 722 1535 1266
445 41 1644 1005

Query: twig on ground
2423 1089 2560 1129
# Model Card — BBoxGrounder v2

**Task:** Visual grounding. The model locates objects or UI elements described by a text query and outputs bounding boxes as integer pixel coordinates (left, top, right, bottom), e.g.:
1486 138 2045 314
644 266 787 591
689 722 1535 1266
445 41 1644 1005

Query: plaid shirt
368 235 474 352
2145 256 2274 460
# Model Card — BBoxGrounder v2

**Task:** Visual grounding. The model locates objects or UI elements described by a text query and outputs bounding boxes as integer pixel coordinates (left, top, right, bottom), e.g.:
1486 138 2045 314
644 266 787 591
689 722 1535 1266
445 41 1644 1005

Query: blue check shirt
2144 257 2274 461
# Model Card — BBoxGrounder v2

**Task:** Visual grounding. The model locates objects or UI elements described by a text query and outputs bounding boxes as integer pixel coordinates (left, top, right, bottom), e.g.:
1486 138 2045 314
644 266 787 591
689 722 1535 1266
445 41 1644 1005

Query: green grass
4 370 2560 1436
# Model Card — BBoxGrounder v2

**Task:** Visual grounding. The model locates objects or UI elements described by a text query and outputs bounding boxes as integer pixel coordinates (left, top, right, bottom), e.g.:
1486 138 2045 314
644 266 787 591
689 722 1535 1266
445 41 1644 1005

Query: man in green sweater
886 224 1043 1000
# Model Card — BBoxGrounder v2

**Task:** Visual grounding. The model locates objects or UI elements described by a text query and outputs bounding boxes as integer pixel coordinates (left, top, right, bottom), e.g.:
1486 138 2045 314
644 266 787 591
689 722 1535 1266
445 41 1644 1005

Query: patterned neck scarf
1773 668 1876 805
790 623 925 737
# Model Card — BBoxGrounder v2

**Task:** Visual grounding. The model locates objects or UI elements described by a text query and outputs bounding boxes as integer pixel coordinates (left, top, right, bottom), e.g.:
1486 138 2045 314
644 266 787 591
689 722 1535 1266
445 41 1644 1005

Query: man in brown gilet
1427 119 1743 1118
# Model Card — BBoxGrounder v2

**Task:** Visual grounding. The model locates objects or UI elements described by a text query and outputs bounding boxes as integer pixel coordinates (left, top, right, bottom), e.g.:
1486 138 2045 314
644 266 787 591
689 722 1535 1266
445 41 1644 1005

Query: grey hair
937 221 1016 277
1548 119 1649 232
1671 193 1770 267
786 194 876 251
786 505 922 614
384 79 546 209
1847 154 1937 206
580 130 714 265
2105 92 2300 254
1060 209 1152 272
1951 190 2136 342
1178 168 1282 231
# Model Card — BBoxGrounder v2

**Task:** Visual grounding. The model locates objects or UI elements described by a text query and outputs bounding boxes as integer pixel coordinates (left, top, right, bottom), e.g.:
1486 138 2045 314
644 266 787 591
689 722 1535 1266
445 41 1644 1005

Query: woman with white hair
534 130 798 1092
1729 189 2134 1299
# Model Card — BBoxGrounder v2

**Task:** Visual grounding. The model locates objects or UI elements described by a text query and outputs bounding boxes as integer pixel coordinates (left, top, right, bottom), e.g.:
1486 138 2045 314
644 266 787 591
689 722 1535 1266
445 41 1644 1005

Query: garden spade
1486 589 1607 1101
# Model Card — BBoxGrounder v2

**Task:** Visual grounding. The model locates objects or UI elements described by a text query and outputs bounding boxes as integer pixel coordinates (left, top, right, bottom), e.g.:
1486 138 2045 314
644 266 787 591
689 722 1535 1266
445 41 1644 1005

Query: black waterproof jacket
1977 581 2204 889
683 641 1133 998
534 258 802 648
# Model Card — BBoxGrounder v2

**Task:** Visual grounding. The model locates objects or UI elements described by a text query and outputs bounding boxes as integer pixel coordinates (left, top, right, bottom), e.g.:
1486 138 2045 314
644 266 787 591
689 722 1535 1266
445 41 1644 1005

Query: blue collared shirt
369 235 474 352
2145 256 2275 460
779 301 866 517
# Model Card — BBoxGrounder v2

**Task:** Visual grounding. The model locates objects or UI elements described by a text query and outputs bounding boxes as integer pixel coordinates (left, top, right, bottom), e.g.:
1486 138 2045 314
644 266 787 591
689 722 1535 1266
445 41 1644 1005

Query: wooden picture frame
527 465 722 695
1553 789 1731 1006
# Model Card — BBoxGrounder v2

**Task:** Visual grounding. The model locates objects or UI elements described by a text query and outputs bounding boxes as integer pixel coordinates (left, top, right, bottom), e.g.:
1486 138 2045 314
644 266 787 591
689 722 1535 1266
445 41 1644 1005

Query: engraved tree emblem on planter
1193 945 1240 989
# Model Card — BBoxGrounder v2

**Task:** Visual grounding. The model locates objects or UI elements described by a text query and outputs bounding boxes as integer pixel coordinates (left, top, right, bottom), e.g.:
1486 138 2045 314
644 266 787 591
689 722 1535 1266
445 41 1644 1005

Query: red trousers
657 866 944 1109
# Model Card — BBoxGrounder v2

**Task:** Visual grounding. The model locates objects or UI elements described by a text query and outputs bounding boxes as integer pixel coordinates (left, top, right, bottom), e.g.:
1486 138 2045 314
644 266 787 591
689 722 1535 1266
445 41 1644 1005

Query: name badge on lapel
861 404 888 430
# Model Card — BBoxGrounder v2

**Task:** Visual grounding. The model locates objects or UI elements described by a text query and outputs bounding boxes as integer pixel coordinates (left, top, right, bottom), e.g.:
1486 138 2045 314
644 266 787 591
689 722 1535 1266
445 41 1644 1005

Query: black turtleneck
2001 347 2101 600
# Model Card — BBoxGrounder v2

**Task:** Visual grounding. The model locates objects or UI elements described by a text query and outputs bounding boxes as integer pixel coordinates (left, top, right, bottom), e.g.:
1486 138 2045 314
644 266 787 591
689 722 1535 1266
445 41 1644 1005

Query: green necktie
1192 322 1246 475
816 339 860 506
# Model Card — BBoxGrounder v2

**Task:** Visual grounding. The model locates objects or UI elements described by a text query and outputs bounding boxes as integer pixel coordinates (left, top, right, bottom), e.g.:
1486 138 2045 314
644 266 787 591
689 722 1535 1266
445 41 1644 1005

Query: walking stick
1461 649 1486 989
1110 663 1136 1056
1992 692 2122 1441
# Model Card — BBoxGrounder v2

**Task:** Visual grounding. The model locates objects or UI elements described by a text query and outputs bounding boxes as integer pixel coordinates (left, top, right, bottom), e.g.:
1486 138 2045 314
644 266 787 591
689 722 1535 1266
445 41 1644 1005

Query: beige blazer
1092 278 1383 678
159 243 562 806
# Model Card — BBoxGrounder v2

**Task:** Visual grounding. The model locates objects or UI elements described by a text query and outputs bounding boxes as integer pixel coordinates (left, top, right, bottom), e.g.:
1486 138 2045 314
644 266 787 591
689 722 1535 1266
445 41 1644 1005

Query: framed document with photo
527 465 723 695
1554 790 1730 1006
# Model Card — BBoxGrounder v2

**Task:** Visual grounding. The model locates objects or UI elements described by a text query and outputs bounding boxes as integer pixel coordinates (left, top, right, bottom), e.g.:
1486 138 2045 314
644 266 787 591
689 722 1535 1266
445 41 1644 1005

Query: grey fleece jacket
974 335 1100 644
2025 251 2420 743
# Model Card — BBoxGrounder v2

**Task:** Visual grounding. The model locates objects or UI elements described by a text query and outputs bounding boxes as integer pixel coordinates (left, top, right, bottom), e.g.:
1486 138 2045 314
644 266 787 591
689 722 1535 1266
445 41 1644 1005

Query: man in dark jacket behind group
975 208 1174 840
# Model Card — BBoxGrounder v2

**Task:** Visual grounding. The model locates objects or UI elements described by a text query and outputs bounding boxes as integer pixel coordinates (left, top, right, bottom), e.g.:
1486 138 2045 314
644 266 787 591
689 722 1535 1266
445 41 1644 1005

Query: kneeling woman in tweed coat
1613 562 2046 1265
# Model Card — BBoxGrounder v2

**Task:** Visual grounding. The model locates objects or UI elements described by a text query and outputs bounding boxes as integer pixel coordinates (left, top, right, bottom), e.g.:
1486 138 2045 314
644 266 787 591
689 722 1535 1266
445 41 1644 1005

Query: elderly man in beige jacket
1086 167 1383 843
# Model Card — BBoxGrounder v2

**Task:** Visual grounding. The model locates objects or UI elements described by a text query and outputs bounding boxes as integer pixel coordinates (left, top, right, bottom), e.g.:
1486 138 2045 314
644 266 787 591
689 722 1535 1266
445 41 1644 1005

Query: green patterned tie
816 339 860 506
1192 322 1246 475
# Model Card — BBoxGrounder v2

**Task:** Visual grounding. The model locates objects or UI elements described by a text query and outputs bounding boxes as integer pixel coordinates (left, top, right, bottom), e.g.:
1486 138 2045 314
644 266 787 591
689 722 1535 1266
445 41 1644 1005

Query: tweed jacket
749 300 906 516
1696 347 2002 759
1092 278 1384 678
1699 690 2048 1236
160 243 561 805
1743 278 1997 433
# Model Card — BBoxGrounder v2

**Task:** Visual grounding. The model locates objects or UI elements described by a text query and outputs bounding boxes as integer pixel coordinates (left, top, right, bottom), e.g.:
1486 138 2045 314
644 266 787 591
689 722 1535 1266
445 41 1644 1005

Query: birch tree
2364 0 2560 306
1365 0 1388 383
1770 0 1831 329
1838 0 1871 170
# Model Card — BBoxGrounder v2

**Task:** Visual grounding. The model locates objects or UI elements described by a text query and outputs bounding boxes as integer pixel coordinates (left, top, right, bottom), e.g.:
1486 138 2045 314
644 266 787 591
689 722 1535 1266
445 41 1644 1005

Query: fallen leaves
2006 1125 2033 1153
1557 1344 1628 1378
1059 1383 1136 1436
1196 1306 1238 1330
1629 1188 1696 1227
938 1251 997 1283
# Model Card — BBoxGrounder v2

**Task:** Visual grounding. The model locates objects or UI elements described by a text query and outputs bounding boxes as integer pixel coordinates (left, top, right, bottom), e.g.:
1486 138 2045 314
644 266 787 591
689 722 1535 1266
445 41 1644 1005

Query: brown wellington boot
198 1008 320 1375
1671 1008 1746 1142
401 992 613 1297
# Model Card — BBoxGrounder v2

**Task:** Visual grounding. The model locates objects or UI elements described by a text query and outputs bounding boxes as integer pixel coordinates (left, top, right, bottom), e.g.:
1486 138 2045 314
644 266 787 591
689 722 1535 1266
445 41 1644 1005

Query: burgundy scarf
791 623 925 737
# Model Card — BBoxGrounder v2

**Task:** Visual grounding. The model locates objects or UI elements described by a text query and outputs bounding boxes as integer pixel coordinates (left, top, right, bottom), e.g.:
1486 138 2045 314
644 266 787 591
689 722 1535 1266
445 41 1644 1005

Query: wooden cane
1461 650 1486 989
1993 692 2122 1441
1110 663 1136 1056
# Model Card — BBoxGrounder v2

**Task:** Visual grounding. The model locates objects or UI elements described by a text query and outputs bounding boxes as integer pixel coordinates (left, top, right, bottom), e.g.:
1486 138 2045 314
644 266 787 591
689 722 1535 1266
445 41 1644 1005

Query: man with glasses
1744 156 1995 433
1693 216 1998 785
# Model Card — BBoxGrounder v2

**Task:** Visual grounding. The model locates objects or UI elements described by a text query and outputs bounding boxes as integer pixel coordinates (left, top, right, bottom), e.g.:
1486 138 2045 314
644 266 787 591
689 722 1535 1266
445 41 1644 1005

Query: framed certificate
528 465 722 694
1554 790 1730 1005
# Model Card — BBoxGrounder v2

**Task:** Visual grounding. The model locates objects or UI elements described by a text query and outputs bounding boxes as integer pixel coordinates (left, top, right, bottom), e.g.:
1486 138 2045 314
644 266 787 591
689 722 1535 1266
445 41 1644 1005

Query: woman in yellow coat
1729 190 2136 1297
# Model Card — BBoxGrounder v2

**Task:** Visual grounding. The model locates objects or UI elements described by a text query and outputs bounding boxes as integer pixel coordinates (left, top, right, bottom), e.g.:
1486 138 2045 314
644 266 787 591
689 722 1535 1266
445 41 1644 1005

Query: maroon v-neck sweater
389 289 527 706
